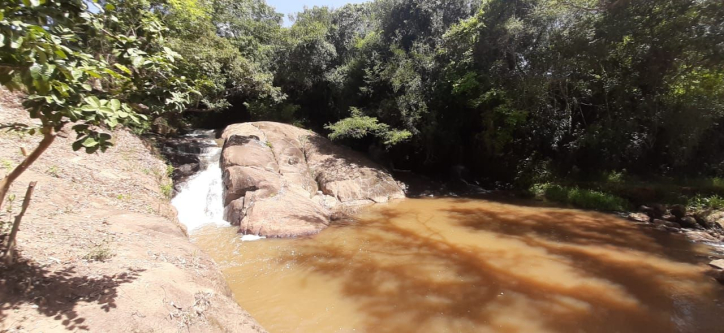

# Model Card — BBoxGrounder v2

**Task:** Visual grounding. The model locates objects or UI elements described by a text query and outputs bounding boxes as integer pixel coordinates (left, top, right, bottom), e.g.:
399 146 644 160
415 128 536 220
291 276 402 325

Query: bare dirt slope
0 91 266 333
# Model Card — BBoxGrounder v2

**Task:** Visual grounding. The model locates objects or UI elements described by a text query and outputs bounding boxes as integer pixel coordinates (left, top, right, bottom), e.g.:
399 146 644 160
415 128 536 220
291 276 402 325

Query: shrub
532 183 629 211
161 183 174 199
690 195 724 210
83 244 114 262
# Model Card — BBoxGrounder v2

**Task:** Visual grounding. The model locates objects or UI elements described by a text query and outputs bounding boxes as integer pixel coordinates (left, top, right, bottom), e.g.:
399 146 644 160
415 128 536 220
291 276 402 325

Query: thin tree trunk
3 181 37 265
0 127 56 212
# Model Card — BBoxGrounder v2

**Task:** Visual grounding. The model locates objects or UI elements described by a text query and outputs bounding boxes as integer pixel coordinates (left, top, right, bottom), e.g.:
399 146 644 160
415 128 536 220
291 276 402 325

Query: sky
266 0 370 26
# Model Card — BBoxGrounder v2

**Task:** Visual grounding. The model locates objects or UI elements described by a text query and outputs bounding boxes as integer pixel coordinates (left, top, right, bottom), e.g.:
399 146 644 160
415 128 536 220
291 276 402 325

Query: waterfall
171 130 229 232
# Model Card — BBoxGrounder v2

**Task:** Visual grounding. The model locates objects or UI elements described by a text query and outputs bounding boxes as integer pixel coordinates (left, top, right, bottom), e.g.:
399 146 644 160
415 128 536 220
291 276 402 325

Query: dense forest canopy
2 0 724 186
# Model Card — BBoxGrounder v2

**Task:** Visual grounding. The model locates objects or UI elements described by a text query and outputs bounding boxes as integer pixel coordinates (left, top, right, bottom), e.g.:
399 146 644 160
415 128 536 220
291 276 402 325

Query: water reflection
194 198 724 333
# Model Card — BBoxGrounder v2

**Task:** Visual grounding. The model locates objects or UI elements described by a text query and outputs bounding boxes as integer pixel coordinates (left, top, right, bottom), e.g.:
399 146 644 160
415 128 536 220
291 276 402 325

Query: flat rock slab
710 259 724 270
220 122 405 238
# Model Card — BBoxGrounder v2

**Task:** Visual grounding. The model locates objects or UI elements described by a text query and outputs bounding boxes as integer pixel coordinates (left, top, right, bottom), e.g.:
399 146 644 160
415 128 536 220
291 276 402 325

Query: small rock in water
639 205 653 215
653 219 681 229
241 235 266 242
709 259 724 270
628 213 650 223
662 214 678 223
670 204 687 219
679 216 700 229
652 204 667 219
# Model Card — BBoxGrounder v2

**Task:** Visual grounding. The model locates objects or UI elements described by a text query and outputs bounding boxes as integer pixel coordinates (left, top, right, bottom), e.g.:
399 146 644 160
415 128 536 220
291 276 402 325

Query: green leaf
41 64 56 81
84 96 101 108
72 124 89 132
29 63 42 80
109 99 121 111
10 36 23 49
82 83 92 91
86 70 103 79
114 63 132 75
54 48 67 59
106 117 118 128
72 139 84 151
81 137 99 148
131 56 144 68
0 34 4 48
104 3 116 11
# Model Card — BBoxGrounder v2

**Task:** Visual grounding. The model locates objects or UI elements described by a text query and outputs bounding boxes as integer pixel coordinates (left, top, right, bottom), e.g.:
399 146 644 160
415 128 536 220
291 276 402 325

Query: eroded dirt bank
0 92 266 332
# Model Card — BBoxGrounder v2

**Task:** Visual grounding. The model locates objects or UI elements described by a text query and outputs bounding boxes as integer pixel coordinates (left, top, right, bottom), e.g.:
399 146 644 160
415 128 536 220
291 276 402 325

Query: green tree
0 0 192 210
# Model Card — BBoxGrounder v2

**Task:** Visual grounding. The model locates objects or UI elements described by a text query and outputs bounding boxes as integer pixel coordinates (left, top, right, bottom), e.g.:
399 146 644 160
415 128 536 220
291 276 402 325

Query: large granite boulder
220 122 405 237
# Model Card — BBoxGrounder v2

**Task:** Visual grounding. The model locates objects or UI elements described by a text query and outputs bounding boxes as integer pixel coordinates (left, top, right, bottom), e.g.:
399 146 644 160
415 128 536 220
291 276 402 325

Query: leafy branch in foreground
0 0 193 211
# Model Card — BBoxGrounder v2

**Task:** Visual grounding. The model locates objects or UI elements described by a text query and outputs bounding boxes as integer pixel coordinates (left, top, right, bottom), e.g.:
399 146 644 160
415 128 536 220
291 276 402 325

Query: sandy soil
0 90 266 333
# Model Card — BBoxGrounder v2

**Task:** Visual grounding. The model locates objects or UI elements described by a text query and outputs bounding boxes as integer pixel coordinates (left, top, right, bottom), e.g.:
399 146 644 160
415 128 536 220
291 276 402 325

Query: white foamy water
240 234 266 242
171 133 229 232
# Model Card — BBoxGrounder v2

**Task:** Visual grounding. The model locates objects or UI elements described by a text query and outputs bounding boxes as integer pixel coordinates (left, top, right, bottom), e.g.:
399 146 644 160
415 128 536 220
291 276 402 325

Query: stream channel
170 131 724 333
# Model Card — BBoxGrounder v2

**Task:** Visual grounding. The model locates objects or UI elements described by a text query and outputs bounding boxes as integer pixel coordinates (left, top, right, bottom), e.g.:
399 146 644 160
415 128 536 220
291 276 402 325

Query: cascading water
170 130 229 232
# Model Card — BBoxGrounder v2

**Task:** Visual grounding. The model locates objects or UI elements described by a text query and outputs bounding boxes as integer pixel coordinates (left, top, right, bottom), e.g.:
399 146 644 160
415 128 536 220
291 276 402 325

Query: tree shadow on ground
277 200 724 333
0 252 143 331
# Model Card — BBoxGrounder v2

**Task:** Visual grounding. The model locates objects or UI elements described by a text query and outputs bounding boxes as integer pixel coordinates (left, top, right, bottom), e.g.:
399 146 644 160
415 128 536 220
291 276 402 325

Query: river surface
191 198 724 333
169 131 724 332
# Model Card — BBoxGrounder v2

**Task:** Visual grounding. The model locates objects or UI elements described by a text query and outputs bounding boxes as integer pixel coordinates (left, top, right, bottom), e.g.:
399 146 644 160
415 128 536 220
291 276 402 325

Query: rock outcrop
220 122 405 237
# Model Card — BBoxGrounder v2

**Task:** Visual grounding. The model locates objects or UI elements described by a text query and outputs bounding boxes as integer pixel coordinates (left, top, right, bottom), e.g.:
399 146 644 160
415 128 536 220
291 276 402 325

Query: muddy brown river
193 198 724 333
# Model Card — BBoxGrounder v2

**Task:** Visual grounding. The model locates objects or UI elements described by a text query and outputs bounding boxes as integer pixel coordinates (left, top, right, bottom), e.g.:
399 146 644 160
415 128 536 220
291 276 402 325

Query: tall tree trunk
0 127 56 212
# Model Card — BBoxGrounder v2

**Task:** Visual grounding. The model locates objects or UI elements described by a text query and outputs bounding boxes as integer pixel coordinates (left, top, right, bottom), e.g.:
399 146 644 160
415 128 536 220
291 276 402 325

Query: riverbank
0 91 265 332
526 181 724 244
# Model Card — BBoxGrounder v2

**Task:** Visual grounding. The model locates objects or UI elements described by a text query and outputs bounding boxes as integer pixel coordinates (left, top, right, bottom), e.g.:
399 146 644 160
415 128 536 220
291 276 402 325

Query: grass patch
46 165 60 178
116 193 131 201
83 242 114 262
160 183 173 199
1 159 14 172
532 183 629 211
689 195 724 210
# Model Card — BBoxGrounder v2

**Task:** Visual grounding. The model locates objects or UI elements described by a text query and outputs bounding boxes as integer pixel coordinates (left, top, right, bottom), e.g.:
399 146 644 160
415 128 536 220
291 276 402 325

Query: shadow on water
273 199 724 333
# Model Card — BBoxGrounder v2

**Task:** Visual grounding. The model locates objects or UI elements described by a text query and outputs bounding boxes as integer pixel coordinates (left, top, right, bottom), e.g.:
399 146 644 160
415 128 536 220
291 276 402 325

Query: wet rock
173 163 199 182
329 211 349 221
159 131 219 183
684 230 720 243
709 259 724 270
628 212 650 223
651 204 666 219
700 211 724 229
653 219 681 229
639 205 653 215
662 214 678 223
705 268 724 285
220 122 405 238
679 216 700 229
670 204 687 219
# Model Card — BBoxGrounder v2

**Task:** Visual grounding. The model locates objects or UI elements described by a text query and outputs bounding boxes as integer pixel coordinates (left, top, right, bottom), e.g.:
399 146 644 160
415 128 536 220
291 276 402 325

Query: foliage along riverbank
3 0 723 196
